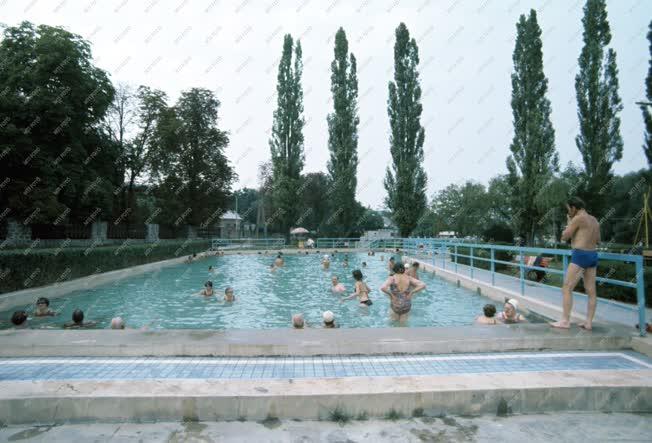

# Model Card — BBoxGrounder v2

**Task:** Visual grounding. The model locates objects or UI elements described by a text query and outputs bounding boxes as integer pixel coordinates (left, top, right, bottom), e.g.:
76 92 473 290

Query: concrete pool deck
2 413 650 442
0 363 650 423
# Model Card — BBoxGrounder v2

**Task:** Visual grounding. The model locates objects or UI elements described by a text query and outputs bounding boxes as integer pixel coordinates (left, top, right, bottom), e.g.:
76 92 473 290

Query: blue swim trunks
571 249 598 269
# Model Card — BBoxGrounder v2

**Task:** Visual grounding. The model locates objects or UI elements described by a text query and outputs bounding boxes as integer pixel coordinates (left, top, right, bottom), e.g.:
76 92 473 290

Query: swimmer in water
274 253 284 267
405 262 419 279
380 263 426 324
321 254 331 270
224 287 235 302
341 269 373 307
199 281 214 296
64 309 98 329
34 297 56 317
331 275 346 293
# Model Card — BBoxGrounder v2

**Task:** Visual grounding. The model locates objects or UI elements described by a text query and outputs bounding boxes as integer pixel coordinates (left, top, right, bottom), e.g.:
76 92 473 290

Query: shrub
0 240 211 293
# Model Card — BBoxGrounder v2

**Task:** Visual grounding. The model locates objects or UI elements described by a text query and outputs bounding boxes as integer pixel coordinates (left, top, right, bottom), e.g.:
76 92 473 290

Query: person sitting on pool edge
224 286 235 302
64 309 97 329
34 297 56 317
331 276 346 293
200 281 214 296
322 311 337 328
292 313 305 329
11 311 28 329
341 269 373 307
475 304 497 325
498 299 526 324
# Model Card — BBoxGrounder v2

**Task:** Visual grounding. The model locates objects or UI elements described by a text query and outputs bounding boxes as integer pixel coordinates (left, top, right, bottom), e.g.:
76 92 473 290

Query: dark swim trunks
571 249 598 269
361 299 373 306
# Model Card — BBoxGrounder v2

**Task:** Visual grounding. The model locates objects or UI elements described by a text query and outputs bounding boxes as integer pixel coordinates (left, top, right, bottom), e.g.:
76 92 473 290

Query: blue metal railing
401 238 647 336
211 238 285 250
315 238 360 249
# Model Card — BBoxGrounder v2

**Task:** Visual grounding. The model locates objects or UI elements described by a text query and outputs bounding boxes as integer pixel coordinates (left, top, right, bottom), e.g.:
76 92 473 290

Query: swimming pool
1 252 543 329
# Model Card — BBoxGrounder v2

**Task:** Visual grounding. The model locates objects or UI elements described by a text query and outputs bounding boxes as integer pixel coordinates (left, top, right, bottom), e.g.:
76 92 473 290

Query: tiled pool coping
1 351 651 382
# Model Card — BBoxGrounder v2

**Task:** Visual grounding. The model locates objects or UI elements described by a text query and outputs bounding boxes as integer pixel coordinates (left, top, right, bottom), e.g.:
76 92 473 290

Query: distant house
438 231 457 238
219 211 241 239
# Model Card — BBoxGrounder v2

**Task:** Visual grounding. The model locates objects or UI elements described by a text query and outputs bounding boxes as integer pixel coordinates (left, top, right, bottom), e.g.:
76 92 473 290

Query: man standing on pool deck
550 197 601 331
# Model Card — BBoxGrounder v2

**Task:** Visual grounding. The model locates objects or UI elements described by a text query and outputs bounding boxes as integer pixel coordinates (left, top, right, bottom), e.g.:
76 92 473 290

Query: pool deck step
0 324 638 357
0 368 650 424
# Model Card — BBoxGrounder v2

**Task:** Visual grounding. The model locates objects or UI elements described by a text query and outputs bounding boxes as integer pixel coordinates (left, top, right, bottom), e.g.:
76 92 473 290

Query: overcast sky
3 0 650 208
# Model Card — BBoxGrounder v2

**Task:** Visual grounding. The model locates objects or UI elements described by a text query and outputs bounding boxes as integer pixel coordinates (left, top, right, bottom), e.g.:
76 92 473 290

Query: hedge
0 240 211 294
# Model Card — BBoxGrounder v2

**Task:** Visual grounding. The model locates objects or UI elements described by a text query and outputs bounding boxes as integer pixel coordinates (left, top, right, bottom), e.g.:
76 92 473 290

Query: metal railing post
519 247 525 295
454 245 458 273
470 247 474 279
636 257 647 337
491 247 495 286
563 255 568 279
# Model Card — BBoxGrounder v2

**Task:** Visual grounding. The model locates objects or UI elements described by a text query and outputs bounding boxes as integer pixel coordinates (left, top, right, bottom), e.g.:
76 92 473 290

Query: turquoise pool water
1 252 542 329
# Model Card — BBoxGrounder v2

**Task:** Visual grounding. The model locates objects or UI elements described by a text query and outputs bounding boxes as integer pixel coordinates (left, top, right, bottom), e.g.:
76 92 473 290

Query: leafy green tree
384 23 427 237
0 21 116 224
431 182 489 237
150 88 235 228
230 188 259 225
575 0 623 216
327 28 359 234
296 172 330 232
506 10 559 245
641 20 652 168
269 35 305 239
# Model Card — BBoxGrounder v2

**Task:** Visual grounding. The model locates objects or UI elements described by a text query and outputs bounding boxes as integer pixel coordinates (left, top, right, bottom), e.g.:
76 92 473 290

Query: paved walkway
0 413 650 442
0 351 650 381
413 252 650 327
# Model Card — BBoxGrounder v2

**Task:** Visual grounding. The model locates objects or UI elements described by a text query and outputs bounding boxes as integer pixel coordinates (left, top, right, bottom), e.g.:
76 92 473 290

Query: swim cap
506 299 519 310
323 311 334 323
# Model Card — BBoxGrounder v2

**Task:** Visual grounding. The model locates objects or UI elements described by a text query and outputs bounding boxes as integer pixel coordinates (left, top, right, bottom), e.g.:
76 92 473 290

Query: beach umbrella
290 227 309 235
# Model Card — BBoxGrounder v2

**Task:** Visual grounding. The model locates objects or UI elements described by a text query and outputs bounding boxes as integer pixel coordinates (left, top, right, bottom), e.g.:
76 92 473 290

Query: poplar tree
641 20 652 168
575 0 623 216
506 10 559 245
384 23 427 237
327 28 359 236
269 35 305 238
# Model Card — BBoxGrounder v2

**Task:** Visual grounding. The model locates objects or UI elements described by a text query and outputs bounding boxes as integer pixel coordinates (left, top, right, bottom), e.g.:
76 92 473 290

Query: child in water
341 269 373 307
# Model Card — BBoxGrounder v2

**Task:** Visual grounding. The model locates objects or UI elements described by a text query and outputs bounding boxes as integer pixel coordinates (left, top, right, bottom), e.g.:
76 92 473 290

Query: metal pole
519 247 525 295
636 257 647 337
455 245 458 274
470 247 474 279
491 247 495 286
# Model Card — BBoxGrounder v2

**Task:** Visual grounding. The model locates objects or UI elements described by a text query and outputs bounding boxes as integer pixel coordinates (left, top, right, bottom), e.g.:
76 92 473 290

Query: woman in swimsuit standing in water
380 263 426 324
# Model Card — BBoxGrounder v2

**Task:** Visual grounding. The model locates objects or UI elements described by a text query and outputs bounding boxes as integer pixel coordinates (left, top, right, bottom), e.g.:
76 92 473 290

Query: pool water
1 252 543 329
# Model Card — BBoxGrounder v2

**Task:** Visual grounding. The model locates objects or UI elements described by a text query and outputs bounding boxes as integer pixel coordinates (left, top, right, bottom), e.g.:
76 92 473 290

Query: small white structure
220 211 241 239
438 231 457 239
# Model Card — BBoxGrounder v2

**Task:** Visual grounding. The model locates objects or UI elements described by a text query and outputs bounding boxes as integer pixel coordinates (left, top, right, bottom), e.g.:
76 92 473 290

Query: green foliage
641 21 652 168
150 88 235 227
0 240 211 293
0 21 117 224
483 223 514 243
385 409 403 421
431 182 489 237
575 0 623 216
384 23 427 237
327 28 359 232
328 406 352 425
506 10 558 245
269 35 305 238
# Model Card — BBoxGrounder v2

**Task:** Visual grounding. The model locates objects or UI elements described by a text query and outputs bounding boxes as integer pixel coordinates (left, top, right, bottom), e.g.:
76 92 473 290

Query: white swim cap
506 299 519 310
323 255 330 259
323 310 334 323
